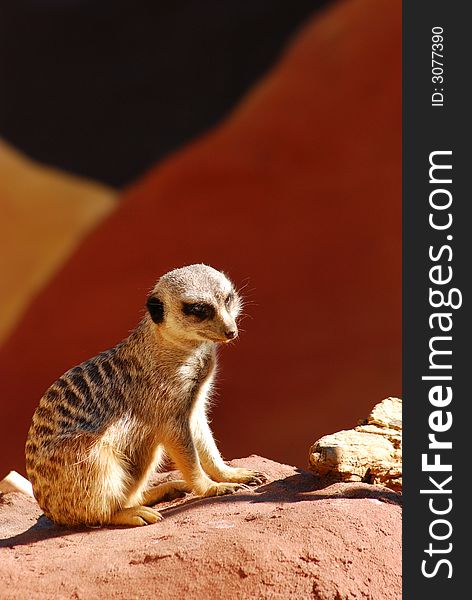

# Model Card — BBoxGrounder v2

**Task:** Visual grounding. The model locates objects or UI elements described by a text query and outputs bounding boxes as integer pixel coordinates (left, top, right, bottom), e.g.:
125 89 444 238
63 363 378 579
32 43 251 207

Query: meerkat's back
25 340 151 525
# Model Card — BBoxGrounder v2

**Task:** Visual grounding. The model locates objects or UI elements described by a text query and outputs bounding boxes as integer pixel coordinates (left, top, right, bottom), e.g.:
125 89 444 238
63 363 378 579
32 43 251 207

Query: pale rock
0 471 34 496
308 397 402 491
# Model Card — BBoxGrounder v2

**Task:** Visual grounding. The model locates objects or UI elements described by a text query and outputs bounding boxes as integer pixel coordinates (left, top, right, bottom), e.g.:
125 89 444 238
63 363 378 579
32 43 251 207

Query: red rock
0 456 401 599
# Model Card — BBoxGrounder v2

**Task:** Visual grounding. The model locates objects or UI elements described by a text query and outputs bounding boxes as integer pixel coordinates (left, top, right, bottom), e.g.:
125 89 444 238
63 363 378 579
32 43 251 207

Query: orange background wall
0 0 401 478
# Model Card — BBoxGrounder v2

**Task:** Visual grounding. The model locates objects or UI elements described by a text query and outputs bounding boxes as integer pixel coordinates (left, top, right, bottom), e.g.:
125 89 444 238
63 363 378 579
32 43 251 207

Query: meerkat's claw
238 483 252 490
240 471 267 486
109 506 163 527
247 478 264 486
248 471 267 485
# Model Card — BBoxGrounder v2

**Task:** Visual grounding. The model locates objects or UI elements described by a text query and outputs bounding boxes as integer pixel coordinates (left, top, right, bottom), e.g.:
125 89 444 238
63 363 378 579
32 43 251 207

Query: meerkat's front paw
215 467 267 486
200 482 249 498
109 506 163 527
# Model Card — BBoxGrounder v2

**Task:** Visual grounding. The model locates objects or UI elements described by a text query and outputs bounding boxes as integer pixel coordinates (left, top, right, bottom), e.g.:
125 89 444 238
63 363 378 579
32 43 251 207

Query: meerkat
25 264 264 527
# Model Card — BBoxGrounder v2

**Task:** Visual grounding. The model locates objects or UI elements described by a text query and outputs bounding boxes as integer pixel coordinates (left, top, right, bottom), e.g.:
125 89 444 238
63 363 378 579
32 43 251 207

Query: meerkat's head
146 264 242 345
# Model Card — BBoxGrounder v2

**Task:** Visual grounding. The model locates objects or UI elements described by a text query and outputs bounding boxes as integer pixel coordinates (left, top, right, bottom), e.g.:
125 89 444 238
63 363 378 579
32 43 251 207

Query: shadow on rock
0 515 91 548
160 469 402 519
253 469 402 505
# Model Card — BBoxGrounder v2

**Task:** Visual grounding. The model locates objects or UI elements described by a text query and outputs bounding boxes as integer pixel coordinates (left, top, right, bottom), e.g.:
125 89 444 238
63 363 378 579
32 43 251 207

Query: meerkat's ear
146 296 165 324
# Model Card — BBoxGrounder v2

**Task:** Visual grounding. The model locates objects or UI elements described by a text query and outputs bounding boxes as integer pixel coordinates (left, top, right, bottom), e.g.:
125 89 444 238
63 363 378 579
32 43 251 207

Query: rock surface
308 398 402 491
0 456 401 600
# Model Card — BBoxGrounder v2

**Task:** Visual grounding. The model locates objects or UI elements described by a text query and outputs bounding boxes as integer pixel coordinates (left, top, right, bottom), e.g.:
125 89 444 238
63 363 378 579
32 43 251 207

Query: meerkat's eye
225 293 234 307
182 302 215 321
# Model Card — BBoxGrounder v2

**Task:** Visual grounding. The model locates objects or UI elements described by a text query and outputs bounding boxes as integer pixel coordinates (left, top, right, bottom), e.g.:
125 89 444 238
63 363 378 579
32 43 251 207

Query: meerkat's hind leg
143 480 191 506
108 506 163 527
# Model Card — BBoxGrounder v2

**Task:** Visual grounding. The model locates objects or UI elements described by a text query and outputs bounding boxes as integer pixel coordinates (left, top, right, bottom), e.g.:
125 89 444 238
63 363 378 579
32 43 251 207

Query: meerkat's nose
224 330 237 340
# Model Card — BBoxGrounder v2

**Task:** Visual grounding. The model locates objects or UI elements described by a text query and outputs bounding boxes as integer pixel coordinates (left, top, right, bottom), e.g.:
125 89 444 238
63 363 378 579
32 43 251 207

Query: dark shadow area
0 514 91 549
0 470 401 548
254 470 402 504
0 0 330 186
160 469 402 519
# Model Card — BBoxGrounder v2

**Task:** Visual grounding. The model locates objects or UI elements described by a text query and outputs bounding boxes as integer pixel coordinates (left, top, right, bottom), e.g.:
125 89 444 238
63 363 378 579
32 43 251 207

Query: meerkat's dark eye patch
225 292 234 306
146 296 165 324
182 302 215 320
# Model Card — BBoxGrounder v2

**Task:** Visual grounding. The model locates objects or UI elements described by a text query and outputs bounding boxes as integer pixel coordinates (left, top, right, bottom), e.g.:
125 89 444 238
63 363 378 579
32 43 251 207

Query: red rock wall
0 0 401 477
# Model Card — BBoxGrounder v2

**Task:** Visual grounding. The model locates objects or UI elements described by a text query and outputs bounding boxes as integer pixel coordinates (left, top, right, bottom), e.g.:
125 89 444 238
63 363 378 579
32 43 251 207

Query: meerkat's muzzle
204 327 238 343
219 327 238 343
